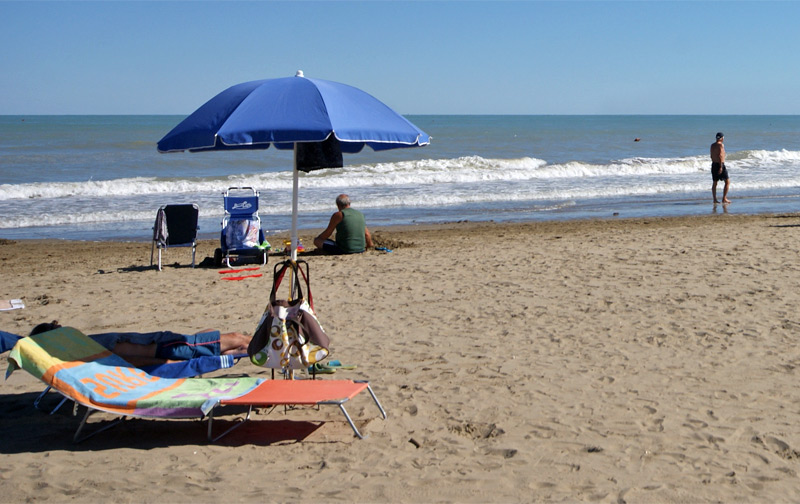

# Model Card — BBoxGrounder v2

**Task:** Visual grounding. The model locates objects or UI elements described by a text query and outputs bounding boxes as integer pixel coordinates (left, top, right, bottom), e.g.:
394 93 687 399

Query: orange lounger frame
207 379 387 441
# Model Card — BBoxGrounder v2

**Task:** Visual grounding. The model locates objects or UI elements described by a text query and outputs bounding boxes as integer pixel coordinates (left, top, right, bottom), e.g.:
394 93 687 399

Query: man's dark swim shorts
155 330 221 360
711 162 729 182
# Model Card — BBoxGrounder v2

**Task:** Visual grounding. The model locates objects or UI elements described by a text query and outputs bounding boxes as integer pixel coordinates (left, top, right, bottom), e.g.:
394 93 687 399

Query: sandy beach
3 213 800 502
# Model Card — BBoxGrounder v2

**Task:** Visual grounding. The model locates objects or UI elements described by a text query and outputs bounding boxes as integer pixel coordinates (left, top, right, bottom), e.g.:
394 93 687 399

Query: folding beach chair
6 327 386 443
150 203 199 271
214 187 268 268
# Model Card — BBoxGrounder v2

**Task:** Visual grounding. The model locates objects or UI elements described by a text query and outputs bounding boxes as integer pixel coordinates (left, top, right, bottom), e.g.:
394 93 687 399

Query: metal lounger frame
34 380 386 444
206 380 387 442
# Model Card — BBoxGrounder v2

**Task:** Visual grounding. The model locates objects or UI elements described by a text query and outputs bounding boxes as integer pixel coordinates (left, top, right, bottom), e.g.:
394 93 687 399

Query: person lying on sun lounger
29 321 252 367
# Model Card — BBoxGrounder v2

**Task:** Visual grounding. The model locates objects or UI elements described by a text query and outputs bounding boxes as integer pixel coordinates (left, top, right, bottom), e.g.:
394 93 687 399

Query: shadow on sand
0 391 366 453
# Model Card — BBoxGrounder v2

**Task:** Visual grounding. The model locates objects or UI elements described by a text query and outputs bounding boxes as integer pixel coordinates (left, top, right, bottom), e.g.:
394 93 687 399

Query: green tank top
335 208 367 253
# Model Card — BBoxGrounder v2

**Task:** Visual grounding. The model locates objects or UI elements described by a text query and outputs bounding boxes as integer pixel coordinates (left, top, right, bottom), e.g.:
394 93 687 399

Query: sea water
1 115 799 242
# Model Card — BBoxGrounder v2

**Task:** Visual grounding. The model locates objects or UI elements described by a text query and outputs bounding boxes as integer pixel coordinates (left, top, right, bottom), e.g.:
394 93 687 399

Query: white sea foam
1 148 800 230
6 150 796 202
4 115 800 240
1 210 156 229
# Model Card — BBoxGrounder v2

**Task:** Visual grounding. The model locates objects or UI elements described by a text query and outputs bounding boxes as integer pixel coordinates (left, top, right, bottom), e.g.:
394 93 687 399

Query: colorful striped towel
6 327 263 418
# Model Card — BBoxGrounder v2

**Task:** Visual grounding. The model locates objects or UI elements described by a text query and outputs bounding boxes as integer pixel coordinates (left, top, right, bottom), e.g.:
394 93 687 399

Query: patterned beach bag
248 260 330 372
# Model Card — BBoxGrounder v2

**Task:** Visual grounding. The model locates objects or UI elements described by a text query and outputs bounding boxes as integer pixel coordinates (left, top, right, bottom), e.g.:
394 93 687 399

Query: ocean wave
0 210 157 229
0 204 238 229
4 176 800 229
0 174 293 201
73 180 800 220
728 149 800 166
1 149 797 203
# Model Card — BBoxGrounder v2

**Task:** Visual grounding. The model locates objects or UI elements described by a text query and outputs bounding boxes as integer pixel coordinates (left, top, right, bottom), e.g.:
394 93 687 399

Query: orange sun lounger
207 379 387 441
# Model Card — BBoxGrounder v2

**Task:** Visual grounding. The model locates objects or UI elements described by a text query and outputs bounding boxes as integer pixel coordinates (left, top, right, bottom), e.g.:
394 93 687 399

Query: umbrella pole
291 144 299 262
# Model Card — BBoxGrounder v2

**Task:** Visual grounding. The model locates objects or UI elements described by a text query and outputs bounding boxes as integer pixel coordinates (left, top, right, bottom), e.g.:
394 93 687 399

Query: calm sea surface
1 115 799 241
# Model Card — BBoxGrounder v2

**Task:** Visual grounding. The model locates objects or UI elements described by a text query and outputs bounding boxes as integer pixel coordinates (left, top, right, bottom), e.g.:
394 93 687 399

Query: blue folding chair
214 187 268 267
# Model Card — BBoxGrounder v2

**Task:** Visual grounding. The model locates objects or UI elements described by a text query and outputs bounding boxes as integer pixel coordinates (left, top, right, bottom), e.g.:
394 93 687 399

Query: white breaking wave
5 178 800 229
1 210 159 229
0 175 290 201
5 150 795 202
728 149 800 167
2 149 800 230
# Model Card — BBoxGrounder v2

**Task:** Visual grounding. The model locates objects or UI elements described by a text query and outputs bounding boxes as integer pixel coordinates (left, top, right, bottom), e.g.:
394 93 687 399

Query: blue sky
1 1 798 115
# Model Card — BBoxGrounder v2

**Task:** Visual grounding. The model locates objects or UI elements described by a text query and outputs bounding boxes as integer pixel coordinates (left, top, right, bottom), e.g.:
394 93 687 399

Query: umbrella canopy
157 71 430 259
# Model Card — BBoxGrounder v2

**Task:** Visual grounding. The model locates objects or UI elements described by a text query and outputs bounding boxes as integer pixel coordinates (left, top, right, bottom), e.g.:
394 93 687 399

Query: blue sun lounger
214 187 268 267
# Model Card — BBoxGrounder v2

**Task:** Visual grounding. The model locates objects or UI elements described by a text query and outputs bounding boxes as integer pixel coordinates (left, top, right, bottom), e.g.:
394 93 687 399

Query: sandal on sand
308 362 336 374
325 360 357 370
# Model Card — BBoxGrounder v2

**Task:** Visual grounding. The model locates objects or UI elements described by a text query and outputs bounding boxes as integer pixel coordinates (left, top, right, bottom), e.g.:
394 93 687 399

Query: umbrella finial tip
295 70 304 77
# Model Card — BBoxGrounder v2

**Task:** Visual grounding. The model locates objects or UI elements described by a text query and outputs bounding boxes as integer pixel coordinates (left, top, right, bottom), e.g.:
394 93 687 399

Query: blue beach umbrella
157 71 430 260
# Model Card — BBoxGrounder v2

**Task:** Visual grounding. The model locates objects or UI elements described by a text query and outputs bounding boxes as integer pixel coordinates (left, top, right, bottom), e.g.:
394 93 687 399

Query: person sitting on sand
29 321 252 367
313 194 374 254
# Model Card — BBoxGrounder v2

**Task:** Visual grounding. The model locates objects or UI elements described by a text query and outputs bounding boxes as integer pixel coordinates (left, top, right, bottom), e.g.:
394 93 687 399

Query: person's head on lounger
30 321 62 336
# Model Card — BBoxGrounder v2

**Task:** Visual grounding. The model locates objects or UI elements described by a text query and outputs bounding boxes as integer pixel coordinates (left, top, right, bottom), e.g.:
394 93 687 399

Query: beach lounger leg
207 404 253 442
337 403 366 439
321 382 387 439
34 386 70 415
33 386 51 410
73 407 126 443
363 382 388 420
50 397 69 415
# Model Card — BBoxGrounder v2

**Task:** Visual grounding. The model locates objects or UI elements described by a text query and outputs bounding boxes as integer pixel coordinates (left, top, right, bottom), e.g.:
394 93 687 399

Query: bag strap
297 263 314 312
270 260 312 306
270 260 300 302
271 260 289 296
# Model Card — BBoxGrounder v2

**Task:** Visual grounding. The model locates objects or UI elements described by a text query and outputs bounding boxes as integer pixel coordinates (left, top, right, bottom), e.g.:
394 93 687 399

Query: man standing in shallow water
710 132 731 204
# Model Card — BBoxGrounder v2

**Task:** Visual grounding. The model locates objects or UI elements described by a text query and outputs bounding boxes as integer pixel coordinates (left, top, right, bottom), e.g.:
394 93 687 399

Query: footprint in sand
757 435 800 460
